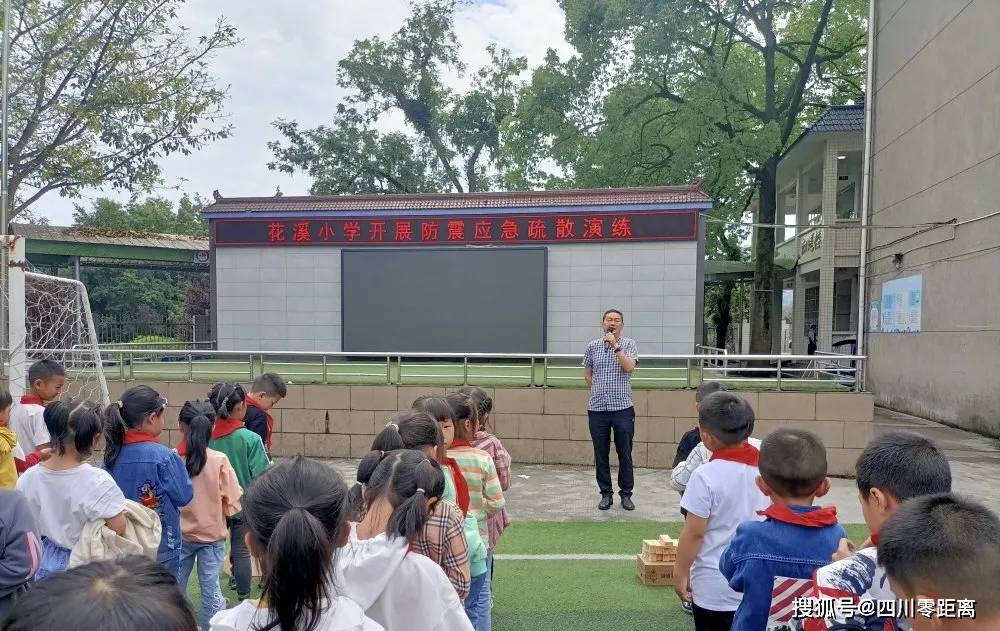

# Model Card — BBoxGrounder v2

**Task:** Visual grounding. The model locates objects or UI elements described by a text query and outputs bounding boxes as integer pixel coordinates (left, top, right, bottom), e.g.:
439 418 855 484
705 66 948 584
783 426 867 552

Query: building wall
123 381 874 476
214 241 702 355
866 0 1000 435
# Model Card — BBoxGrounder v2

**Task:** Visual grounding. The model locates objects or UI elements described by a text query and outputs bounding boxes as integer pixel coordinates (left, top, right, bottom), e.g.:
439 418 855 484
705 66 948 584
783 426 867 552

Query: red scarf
758 504 839 527
443 442 472 516
178 418 245 457
123 430 160 445
868 533 879 546
246 396 274 449
709 442 760 466
19 395 45 406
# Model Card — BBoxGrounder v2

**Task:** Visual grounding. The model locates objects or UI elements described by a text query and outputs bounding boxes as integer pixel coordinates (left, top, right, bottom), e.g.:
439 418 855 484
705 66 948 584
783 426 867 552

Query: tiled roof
807 104 864 134
12 223 208 251
202 185 712 214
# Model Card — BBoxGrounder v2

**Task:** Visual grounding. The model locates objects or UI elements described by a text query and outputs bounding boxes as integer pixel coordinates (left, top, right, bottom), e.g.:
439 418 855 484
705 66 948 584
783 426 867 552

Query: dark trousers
588 406 635 497
692 603 735 631
228 517 252 596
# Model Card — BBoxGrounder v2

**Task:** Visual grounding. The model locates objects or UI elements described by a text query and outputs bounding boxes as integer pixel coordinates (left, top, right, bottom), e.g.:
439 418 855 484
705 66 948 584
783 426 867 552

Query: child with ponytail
178 401 243 629
18 399 127 579
445 393 504 631
338 449 473 631
210 457 382 631
205 383 270 601
369 411 471 600
104 385 193 577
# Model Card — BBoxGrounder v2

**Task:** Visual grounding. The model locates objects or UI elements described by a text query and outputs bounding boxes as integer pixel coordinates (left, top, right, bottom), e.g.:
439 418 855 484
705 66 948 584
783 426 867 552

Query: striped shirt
447 445 505 541
412 499 471 600
473 431 513 550
583 336 639 411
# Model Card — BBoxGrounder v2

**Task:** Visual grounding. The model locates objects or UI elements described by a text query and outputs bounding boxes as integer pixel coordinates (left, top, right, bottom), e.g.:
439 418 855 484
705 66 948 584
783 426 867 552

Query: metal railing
7 348 866 391
695 344 728 369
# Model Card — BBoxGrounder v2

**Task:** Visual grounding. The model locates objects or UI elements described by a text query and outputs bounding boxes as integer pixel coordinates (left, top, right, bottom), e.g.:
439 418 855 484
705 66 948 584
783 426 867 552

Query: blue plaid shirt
583 336 638 412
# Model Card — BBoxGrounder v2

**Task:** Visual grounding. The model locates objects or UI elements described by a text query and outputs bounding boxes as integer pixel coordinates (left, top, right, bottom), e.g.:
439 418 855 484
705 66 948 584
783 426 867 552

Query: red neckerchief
178 417 245 457
757 504 839 527
442 454 471 516
19 395 45 406
14 451 42 473
869 533 879 546
246 396 274 449
709 442 759 466
123 430 160 445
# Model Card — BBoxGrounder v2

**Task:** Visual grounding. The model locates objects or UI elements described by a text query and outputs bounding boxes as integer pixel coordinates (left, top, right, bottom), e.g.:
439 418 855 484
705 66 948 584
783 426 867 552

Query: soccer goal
1 238 109 405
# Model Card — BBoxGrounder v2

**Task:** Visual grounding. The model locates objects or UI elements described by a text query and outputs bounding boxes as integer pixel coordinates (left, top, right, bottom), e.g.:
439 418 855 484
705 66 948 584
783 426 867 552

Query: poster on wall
880 275 922 333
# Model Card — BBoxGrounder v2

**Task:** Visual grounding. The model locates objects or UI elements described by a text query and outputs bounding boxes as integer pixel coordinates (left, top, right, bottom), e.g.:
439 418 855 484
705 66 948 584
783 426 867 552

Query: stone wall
111 381 874 476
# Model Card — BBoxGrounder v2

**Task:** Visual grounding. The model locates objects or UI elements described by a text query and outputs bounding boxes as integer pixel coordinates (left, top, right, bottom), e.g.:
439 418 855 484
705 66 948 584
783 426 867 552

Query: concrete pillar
793 271 806 354
818 141 839 352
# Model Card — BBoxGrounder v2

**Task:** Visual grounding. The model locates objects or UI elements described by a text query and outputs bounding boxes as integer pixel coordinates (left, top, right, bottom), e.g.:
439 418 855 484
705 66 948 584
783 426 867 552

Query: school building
201 186 711 355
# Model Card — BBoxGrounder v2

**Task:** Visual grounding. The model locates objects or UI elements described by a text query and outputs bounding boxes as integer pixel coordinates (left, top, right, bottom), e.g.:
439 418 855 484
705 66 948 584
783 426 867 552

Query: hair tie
387 422 399 431
378 450 386 460
116 400 124 409
415 488 426 495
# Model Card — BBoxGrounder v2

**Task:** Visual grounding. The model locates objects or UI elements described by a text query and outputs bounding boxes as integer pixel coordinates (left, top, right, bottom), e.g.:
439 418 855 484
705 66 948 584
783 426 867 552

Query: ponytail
356 449 445 543
45 399 102 458
208 382 245 419
182 415 212 477
386 458 445 541
103 402 128 469
446 392 480 440
242 457 349 631
371 410 442 460
458 386 493 432
103 385 166 469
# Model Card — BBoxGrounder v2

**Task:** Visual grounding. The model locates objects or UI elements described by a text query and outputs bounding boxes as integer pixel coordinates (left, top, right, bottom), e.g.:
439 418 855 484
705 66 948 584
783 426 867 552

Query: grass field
188 521 869 630
86 355 853 392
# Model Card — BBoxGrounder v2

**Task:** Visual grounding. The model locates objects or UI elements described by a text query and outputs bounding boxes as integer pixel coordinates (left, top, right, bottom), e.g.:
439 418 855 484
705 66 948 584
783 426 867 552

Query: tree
509 0 865 351
269 0 527 194
3 0 239 219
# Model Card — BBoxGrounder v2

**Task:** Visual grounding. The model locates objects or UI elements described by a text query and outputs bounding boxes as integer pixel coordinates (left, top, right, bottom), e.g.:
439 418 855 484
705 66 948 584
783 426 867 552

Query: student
0 488 41 618
10 359 64 458
369 410 471 600
720 428 846 631
178 401 243 630
339 449 473 631
242 373 286 454
446 392 504 631
0 391 19 488
2 556 199 631
878 494 1000 631
18 400 127 580
210 457 383 631
669 381 724 495
808 431 952 630
206 382 270 601
104 385 194 577
674 391 768 631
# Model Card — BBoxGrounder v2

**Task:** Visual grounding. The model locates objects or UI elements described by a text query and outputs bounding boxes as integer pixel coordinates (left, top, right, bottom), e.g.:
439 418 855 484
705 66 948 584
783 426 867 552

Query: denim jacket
720 505 846 631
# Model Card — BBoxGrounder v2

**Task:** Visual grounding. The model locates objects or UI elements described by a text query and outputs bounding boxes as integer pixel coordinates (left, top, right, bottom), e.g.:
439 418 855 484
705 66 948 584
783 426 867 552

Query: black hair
0 389 11 412
697 391 755 445
445 392 479 441
103 385 167 469
178 400 216 478
208 382 246 419
602 309 624 323
413 395 455 424
353 449 445 542
27 359 65 386
250 372 287 398
855 431 951 502
45 399 103 458
758 428 828 498
457 386 493 432
878 493 1000 619
695 381 724 403
2 555 197 631
372 410 443 461
242 457 350 631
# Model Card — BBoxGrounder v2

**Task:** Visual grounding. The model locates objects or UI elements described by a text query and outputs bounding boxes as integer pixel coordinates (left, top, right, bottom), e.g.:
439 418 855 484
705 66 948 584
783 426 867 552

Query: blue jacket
720 505 846 631
107 442 193 564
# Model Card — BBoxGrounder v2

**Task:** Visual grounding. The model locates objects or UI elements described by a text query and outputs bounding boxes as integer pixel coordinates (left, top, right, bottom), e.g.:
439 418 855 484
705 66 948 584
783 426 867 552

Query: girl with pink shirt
177 401 243 630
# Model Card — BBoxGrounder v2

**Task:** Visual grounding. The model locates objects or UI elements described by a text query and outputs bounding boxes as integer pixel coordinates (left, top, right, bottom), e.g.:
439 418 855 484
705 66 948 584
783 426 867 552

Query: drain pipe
856 0 877 390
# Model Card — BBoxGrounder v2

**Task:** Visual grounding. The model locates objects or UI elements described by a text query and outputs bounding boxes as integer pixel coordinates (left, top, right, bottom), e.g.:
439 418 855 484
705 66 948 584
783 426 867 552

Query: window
833 278 854 331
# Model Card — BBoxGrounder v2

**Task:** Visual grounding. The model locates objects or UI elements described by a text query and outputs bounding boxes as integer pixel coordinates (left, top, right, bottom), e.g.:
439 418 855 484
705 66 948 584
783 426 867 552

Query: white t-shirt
16 463 127 549
679 439 769 612
210 597 384 631
9 402 49 454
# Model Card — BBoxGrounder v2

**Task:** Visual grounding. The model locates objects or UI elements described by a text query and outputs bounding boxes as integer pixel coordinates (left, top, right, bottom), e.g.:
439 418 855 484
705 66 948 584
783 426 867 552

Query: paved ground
327 407 1000 525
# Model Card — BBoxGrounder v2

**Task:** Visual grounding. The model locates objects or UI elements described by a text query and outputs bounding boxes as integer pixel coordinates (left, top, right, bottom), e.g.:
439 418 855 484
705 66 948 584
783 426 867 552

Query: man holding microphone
583 309 639 511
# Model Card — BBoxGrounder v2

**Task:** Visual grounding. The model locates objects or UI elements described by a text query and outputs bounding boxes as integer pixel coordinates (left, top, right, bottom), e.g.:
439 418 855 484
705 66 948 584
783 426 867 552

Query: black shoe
598 495 613 510
621 496 635 511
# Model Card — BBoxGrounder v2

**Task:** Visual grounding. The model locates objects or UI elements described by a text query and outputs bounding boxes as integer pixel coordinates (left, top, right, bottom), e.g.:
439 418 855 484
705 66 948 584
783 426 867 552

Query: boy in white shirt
10 360 64 458
674 392 768 631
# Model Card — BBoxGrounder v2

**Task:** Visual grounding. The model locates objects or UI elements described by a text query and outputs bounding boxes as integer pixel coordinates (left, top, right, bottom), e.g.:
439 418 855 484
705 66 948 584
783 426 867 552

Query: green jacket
442 460 488 577
209 428 270 516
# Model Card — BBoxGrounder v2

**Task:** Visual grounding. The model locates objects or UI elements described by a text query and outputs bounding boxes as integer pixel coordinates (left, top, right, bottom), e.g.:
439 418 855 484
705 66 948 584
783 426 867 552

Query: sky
33 0 574 226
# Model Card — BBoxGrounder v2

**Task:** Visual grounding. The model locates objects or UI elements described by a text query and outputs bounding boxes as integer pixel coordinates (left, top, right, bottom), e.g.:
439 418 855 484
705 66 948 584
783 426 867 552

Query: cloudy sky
34 0 574 225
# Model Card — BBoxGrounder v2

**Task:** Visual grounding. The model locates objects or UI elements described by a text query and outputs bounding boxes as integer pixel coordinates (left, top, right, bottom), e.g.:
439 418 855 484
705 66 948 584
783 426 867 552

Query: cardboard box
636 554 675 586
642 539 678 563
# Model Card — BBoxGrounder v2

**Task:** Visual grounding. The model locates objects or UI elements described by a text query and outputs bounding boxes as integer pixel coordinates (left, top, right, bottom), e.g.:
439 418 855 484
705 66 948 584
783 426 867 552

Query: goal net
3 271 110 405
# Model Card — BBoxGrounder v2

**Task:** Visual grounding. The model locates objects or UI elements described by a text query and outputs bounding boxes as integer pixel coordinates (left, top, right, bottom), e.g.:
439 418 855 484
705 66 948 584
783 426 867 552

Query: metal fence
94 315 212 345
15 348 865 391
